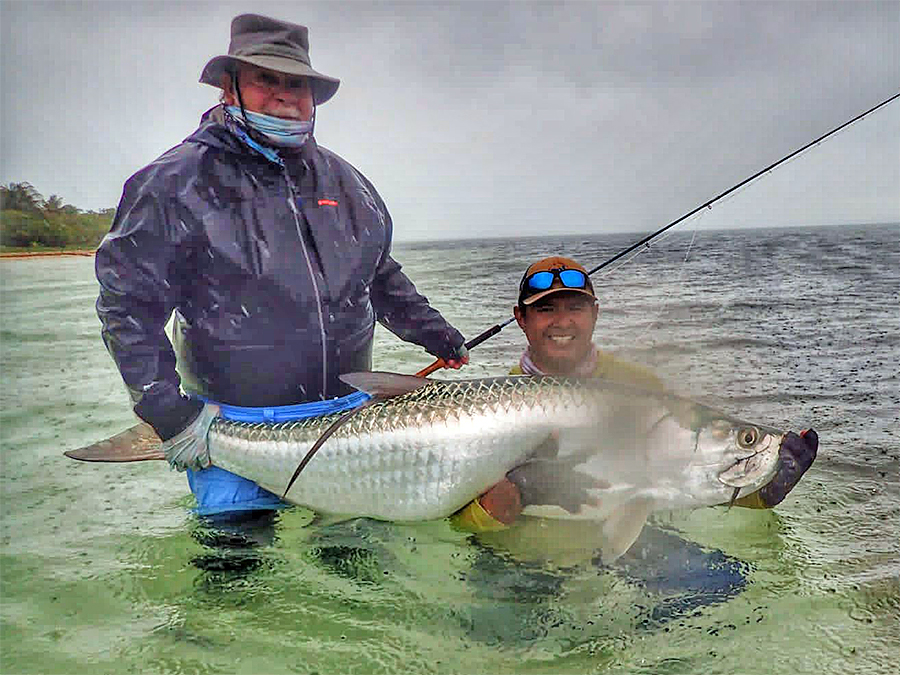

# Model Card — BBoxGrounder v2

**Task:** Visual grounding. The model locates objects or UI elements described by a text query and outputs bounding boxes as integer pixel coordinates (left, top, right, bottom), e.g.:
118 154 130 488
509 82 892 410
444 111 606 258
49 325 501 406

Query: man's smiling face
514 292 598 375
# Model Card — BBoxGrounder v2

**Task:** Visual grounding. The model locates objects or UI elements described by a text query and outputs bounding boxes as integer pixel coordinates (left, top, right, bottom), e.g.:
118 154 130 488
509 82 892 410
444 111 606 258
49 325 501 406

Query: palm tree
0 182 45 213
44 194 66 211
43 194 80 215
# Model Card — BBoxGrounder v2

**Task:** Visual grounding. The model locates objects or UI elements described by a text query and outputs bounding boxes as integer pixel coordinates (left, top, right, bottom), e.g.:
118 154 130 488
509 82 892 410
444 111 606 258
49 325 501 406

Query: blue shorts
183 390 370 517
186 466 288 516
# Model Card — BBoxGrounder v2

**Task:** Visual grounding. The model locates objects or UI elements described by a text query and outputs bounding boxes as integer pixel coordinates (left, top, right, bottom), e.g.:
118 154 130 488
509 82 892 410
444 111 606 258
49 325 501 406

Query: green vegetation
1 182 114 251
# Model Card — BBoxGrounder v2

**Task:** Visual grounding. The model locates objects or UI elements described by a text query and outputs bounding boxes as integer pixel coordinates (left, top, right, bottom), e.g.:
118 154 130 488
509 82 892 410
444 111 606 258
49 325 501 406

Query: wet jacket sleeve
361 175 465 360
95 174 203 441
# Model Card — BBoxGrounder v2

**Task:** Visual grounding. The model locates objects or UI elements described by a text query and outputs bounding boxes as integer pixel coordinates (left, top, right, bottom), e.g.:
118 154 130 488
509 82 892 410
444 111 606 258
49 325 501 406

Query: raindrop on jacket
96 105 464 440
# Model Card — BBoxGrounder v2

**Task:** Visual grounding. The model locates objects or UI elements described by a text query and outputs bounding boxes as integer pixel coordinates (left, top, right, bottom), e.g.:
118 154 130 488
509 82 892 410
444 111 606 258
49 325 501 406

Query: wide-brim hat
518 256 596 306
200 13 340 106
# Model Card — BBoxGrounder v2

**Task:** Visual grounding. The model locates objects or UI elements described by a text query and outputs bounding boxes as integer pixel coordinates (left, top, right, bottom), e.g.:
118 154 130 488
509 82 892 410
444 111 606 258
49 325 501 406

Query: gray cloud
2 1 897 241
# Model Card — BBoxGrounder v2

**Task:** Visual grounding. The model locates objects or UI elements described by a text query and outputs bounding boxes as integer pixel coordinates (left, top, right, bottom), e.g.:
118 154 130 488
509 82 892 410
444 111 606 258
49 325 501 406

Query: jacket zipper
282 167 329 399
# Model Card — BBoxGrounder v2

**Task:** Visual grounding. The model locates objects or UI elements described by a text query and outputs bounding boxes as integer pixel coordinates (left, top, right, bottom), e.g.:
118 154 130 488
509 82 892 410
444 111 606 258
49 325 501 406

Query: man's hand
507 457 607 515
443 343 469 370
161 402 220 471
477 478 523 525
756 429 818 507
470 433 607 528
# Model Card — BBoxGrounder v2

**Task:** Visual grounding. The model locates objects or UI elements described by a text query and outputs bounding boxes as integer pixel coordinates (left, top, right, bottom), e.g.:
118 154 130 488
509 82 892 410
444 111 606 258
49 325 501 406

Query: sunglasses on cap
524 268 589 292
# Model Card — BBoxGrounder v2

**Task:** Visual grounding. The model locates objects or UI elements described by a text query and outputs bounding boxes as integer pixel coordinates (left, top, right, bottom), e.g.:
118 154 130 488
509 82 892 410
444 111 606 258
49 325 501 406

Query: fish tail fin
63 422 165 462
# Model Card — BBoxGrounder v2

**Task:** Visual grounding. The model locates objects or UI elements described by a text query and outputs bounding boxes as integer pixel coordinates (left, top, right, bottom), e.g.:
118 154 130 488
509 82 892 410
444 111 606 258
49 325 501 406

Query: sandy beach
0 249 95 259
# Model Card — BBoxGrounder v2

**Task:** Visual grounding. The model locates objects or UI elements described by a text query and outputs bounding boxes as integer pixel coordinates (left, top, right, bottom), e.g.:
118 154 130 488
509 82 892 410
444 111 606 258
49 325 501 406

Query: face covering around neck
519 344 599 377
225 106 313 148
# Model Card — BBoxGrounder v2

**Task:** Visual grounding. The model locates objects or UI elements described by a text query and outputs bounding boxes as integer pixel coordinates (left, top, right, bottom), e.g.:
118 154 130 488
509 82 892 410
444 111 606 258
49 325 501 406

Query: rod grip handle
415 359 446 378
414 323 505 378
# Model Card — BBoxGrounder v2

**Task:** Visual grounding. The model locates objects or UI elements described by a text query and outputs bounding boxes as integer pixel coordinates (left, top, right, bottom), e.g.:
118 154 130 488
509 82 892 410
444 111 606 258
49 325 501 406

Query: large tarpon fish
66 372 785 560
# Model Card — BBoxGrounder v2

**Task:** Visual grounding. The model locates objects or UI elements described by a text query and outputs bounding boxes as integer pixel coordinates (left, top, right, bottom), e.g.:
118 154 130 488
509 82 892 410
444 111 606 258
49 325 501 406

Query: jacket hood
186 105 319 161
185 106 243 153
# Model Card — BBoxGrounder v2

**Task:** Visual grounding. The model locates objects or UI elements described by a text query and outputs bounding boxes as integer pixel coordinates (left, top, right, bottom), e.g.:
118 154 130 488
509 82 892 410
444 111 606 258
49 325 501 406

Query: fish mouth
716 432 782 488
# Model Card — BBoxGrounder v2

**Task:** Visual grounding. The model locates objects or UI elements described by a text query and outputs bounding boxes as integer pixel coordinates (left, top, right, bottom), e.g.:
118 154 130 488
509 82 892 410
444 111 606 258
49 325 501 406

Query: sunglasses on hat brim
523 268 590 293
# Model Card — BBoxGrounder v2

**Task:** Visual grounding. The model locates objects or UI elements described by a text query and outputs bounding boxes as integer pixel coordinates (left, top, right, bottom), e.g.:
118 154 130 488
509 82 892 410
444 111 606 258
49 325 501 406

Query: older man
96 14 467 516
456 255 818 531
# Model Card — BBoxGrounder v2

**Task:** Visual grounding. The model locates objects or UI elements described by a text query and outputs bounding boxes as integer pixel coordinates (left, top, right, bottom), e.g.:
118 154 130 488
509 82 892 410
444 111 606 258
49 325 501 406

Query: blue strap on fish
197 391 372 423
187 391 372 515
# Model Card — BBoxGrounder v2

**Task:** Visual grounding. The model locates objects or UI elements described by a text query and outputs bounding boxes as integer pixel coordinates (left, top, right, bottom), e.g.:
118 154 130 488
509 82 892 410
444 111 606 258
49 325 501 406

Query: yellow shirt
508 348 666 392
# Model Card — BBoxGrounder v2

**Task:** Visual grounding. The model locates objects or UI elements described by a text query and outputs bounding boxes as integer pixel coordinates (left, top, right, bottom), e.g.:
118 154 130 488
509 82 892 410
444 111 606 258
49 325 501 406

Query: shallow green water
2 227 898 674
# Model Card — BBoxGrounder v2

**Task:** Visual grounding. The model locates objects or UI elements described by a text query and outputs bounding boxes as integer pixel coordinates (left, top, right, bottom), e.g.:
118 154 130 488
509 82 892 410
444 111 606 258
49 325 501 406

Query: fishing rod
415 90 900 378
285 93 899 494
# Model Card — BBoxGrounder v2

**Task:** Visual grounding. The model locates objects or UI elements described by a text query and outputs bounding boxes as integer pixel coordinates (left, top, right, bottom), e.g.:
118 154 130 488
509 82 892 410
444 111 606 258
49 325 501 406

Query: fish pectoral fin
600 497 654 563
63 422 165 462
339 371 433 397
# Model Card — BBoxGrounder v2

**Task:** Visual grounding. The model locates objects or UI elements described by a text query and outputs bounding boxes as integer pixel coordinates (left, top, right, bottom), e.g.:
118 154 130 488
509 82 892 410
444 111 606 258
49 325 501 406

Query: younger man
456 255 818 531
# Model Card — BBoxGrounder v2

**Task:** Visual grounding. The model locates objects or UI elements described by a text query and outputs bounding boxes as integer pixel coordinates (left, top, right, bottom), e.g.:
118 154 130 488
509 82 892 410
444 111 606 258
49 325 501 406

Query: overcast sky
2 0 898 241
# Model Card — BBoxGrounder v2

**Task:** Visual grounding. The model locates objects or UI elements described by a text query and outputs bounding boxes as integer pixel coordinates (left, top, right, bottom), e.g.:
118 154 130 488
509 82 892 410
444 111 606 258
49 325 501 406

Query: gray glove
161 402 220 471
756 429 818 507
507 457 608 515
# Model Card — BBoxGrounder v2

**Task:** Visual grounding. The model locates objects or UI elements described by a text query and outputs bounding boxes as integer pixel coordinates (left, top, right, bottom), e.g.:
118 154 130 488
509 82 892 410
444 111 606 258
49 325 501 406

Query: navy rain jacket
97 106 465 440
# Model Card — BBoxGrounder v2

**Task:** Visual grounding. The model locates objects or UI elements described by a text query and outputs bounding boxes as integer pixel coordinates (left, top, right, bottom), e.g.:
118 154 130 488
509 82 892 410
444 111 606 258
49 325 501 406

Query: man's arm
454 358 818 532
95 176 202 441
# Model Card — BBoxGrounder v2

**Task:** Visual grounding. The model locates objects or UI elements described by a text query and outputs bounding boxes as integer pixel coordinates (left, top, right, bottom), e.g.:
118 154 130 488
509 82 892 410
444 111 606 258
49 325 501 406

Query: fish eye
736 426 759 449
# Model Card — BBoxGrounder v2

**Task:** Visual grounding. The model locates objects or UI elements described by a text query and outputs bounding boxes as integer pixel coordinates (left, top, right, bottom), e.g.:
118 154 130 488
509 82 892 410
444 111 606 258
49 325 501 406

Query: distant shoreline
0 249 95 259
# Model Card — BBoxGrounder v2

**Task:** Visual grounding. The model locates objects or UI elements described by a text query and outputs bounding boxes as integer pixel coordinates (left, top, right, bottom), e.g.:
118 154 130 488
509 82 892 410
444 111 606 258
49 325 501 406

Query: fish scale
63 372 785 560
205 375 782 534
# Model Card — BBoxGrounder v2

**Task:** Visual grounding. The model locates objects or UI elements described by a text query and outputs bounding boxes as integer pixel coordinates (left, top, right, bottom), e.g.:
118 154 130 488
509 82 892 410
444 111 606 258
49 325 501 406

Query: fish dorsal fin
339 371 432 398
600 497 654 563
